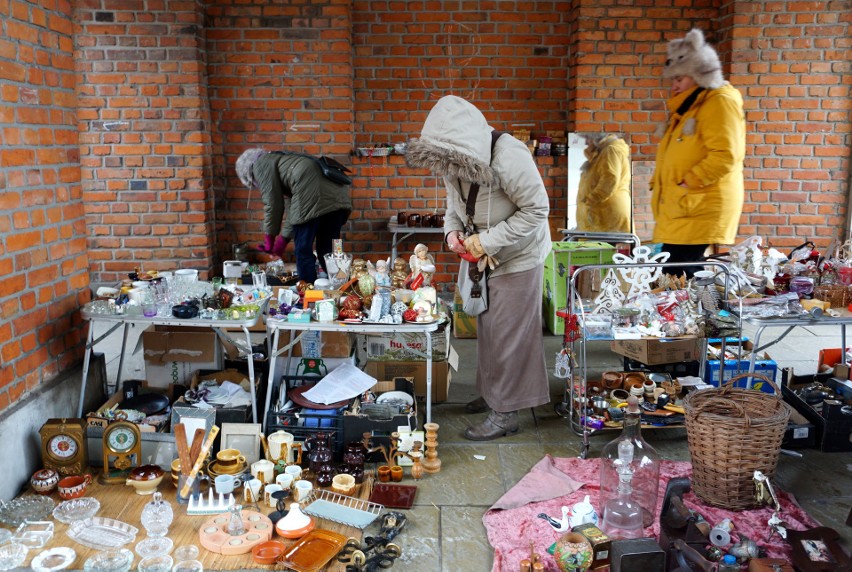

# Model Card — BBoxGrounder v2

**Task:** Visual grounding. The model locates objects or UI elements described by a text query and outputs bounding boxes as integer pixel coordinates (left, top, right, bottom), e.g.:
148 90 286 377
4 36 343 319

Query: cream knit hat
663 29 724 89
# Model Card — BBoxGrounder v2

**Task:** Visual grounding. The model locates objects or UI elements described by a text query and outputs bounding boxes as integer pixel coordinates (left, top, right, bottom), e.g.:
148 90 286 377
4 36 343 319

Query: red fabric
484 457 821 572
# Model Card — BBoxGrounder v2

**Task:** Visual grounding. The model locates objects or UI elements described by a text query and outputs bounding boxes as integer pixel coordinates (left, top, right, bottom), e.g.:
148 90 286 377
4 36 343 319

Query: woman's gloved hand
463 234 486 259
446 230 467 254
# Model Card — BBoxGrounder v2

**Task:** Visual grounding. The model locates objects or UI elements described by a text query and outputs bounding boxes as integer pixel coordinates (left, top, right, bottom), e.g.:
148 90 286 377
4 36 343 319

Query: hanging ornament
613 246 671 300
592 269 625 313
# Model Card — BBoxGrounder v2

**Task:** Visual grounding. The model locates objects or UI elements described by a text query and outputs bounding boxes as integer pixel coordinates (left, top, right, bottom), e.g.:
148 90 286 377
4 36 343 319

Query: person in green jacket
652 29 746 277
236 149 352 283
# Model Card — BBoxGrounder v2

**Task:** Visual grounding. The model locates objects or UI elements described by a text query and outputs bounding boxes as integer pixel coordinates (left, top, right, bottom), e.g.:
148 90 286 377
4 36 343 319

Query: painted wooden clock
100 413 142 484
39 418 89 477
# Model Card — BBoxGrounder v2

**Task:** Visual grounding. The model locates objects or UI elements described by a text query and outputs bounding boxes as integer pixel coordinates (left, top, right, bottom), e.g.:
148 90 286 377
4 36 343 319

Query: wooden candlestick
421 422 441 473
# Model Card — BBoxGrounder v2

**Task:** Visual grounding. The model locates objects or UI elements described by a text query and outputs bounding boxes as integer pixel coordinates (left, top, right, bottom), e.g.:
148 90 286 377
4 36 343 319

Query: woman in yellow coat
576 134 632 233
651 29 745 275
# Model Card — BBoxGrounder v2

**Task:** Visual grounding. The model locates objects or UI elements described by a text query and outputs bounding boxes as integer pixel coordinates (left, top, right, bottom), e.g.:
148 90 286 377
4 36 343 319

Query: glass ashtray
12 520 54 548
0 542 28 571
0 496 55 527
83 548 134 572
137 554 173 572
53 498 100 524
31 546 76 572
135 537 173 559
172 545 199 562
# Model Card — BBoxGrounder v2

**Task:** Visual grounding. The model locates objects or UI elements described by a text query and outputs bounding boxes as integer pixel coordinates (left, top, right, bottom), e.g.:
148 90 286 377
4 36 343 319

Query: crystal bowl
0 542 28 571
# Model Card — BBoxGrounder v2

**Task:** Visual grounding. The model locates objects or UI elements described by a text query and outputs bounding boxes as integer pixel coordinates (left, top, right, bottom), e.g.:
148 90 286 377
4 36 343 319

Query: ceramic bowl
30 469 60 495
331 474 356 496
252 540 286 565
126 466 165 495
0 542 28 569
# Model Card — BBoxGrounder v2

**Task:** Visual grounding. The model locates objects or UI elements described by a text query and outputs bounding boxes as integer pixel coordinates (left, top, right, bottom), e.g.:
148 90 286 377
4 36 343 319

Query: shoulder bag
271 151 353 185
456 131 505 316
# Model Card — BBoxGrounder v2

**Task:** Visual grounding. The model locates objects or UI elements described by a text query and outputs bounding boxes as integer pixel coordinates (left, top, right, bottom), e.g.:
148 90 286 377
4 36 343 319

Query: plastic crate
267 407 346 459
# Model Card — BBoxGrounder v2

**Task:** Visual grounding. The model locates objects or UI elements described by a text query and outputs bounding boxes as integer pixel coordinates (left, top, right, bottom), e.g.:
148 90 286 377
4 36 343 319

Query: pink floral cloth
484 455 821 572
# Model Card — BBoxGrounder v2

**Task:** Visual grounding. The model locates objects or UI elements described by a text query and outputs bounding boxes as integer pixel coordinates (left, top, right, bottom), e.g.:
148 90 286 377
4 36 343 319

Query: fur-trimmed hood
405 95 498 186
663 29 724 90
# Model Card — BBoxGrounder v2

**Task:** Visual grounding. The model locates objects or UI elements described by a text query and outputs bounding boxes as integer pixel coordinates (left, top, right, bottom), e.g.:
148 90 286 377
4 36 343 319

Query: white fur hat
663 29 724 89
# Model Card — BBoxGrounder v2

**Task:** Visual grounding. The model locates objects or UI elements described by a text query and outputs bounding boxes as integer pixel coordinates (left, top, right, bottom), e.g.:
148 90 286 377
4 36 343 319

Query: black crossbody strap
463 130 507 222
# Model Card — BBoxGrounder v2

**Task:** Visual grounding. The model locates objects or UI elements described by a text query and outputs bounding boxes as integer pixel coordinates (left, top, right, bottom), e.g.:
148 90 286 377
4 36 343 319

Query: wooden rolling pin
179 425 219 499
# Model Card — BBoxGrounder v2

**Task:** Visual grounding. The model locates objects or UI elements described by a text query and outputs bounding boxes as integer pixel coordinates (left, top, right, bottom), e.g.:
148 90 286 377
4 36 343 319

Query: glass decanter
600 440 644 539
140 491 174 537
599 396 660 533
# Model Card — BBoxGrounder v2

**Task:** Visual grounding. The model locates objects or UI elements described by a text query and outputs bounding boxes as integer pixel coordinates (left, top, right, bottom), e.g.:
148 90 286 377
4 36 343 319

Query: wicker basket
683 373 791 510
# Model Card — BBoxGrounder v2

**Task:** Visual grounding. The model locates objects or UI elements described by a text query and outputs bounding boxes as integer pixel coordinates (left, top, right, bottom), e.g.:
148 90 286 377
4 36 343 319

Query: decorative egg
357 274 376 297
391 302 408 317
341 295 362 311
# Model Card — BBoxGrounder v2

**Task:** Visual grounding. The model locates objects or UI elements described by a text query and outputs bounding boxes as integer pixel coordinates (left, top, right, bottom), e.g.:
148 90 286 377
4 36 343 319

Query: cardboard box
452 291 477 339
782 409 816 449
343 377 418 458
704 341 778 393
355 325 450 362
86 381 173 432
184 368 259 425
543 241 616 335
610 337 702 366
142 325 221 388
276 330 353 358
364 358 455 403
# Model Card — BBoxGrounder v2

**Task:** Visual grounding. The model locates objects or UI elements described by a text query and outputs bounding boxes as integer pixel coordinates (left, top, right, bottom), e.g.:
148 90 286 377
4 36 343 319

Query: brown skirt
476 265 550 412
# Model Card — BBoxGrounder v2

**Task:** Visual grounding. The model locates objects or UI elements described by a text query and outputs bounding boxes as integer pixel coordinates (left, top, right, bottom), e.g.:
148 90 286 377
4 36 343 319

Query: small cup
331 474 356 496
217 449 246 467
406 213 421 227
276 473 294 490
58 474 92 500
390 466 404 482
377 465 391 483
293 479 313 502
396 212 408 225
284 465 302 481
264 484 283 508
214 474 242 496
243 478 263 504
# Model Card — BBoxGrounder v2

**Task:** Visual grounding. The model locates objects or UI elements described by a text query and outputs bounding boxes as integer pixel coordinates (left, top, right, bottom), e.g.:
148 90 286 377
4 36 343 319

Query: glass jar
599 396 660 538
140 492 174 537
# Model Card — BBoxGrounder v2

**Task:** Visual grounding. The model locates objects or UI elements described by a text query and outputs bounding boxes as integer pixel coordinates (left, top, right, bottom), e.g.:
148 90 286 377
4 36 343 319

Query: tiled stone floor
93 319 852 571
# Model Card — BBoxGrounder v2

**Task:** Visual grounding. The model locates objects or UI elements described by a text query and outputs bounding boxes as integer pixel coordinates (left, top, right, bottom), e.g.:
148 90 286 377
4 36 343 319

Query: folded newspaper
301 363 377 405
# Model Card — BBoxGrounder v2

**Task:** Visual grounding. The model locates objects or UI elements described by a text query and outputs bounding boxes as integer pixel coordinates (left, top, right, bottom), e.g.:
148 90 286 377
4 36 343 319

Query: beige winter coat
405 96 551 278
576 135 632 233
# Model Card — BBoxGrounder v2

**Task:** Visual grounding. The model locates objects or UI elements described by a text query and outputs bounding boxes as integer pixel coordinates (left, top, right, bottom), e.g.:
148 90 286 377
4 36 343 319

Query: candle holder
406 441 424 480
421 423 441 474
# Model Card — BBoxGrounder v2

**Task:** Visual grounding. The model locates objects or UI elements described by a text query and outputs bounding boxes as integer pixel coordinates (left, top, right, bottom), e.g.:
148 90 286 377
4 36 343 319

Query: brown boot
465 396 489 414
463 410 519 441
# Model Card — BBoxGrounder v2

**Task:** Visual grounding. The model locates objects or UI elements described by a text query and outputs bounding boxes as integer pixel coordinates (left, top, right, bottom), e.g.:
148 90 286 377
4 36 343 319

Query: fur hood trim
663 29 724 90
406 139 498 186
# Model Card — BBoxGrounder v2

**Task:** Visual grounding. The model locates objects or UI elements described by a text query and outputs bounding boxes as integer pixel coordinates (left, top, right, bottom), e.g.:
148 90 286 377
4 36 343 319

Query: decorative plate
368 483 418 510
53 498 101 524
82 548 134 572
375 391 415 407
67 517 138 550
135 536 173 559
31 546 77 572
403 316 436 324
0 495 55 527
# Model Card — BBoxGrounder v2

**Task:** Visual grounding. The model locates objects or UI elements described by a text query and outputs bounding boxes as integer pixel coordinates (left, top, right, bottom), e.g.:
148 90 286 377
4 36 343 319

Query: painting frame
170 406 217 451
220 422 263 465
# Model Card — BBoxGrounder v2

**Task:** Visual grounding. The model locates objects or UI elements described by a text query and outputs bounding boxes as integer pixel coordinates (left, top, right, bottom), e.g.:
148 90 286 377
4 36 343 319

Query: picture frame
170 406 216 451
220 423 263 465
787 526 851 571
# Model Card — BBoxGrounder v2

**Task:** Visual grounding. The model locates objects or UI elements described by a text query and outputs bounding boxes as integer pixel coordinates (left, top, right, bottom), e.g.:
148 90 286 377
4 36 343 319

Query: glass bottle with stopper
599 395 660 537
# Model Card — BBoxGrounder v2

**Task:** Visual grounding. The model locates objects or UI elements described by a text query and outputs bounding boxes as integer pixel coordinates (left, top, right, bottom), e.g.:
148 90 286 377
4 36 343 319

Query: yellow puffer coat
576 135 632 233
651 83 745 245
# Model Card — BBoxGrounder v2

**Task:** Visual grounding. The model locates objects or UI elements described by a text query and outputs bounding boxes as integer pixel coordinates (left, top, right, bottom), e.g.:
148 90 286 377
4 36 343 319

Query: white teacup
243 478 262 503
214 474 242 496
275 473 294 490
263 484 283 508
293 479 313 502
284 465 302 481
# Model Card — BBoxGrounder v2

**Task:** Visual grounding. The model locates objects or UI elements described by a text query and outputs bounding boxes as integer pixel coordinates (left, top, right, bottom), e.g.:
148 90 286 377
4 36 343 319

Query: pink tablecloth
484 455 821 572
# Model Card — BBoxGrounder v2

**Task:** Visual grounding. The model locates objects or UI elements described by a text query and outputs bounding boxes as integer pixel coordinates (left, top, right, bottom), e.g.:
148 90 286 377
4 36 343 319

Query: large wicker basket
683 373 791 510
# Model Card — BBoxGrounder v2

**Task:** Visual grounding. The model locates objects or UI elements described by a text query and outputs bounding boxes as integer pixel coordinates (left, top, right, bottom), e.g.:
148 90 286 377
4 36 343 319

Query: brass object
100 413 142 484
39 418 89 477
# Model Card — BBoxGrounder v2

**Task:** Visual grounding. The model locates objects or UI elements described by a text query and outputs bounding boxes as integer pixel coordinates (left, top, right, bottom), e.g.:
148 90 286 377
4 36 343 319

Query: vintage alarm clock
100 413 142 484
39 418 89 477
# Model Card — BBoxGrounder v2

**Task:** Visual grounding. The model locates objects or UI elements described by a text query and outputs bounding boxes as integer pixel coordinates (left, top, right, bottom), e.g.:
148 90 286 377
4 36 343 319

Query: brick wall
0 0 87 409
76 0 216 283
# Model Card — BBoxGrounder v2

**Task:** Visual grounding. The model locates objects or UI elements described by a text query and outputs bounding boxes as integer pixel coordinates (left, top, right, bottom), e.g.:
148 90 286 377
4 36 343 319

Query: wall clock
39 418 89 477
100 413 142 484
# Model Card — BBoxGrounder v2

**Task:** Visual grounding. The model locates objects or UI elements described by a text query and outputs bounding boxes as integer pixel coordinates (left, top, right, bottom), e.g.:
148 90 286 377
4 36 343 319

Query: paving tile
440 506 495 571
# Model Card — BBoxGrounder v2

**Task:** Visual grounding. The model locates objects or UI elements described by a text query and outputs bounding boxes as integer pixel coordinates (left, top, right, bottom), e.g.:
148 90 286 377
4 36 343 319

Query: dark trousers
661 243 709 278
292 209 349 283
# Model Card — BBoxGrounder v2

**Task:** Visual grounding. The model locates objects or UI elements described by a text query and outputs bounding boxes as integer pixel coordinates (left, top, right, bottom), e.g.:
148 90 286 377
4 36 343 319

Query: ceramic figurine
391 257 409 289
372 258 391 287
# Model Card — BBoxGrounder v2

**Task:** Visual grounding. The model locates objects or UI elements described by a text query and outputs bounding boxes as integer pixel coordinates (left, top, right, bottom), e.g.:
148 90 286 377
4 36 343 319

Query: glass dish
82 548 134 572
12 520 54 548
0 529 10 545
0 496 56 527
137 554 173 572
67 517 138 550
135 537 173 559
53 498 101 524
0 542 28 570
31 546 77 572
171 560 203 572
172 545 199 562
281 529 347 572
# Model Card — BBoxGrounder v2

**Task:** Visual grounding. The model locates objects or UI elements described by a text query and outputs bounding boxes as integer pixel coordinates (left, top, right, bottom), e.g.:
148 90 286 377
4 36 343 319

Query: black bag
317 156 353 186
